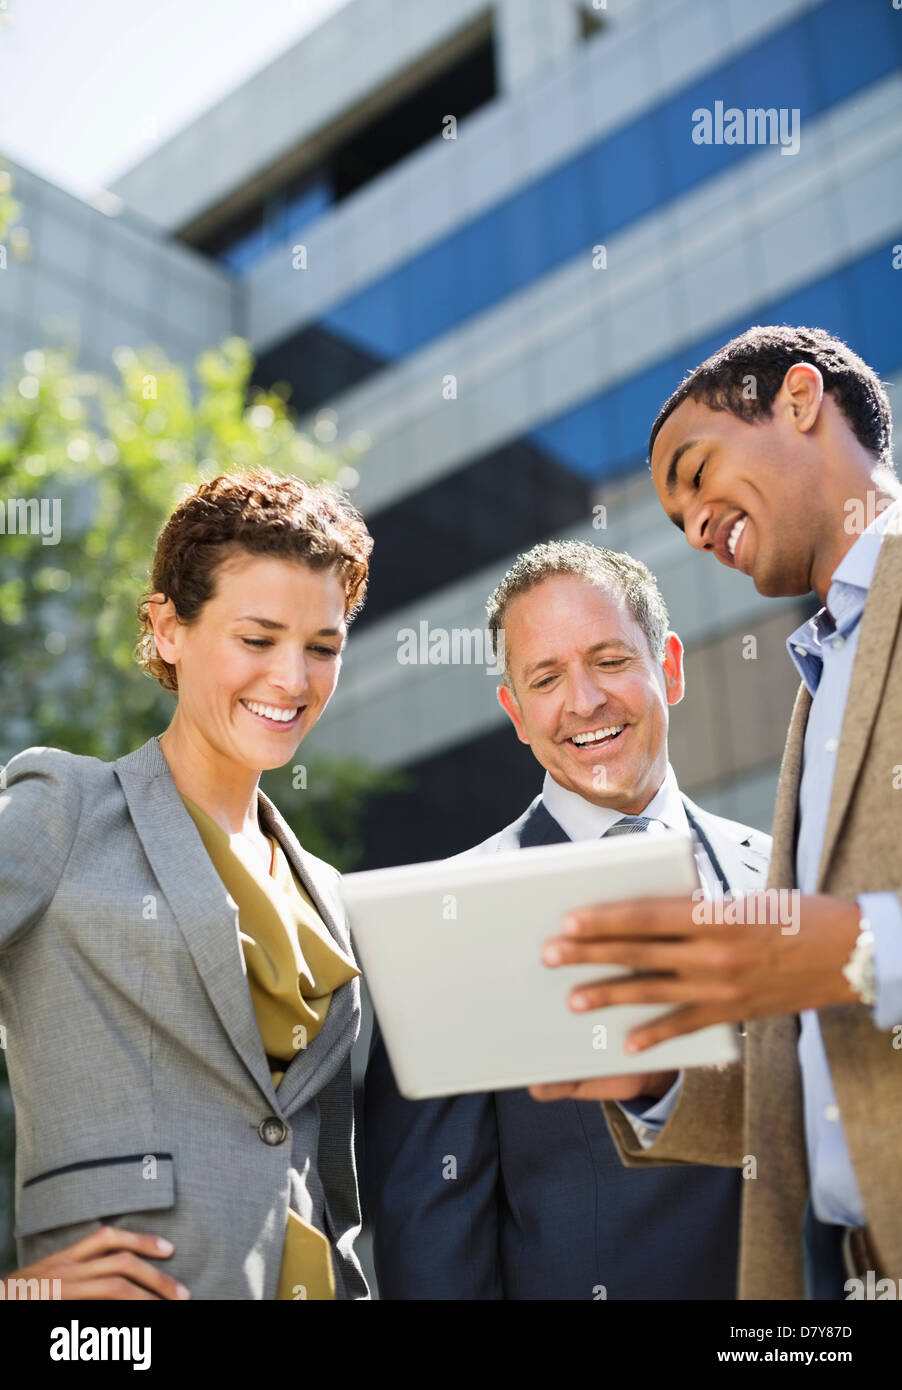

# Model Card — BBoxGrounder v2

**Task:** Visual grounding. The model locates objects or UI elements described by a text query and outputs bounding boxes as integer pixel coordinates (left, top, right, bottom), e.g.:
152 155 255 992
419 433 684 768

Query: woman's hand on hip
4 1225 191 1300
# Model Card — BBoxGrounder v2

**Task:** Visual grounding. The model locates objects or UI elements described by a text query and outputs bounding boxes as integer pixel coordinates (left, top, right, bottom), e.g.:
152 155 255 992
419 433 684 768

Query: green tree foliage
0 336 390 816
0 158 31 264
0 337 352 755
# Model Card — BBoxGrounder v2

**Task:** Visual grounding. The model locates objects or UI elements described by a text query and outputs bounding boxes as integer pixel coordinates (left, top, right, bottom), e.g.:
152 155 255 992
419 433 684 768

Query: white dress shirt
541 762 721 898
541 763 721 1148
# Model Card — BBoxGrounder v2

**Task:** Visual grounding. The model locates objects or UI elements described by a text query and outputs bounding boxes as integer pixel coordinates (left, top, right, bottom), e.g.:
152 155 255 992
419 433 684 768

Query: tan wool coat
604 518 902 1300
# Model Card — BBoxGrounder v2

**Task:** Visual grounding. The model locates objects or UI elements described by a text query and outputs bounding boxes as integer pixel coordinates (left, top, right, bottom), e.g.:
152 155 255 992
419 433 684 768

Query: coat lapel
114 736 358 1118
745 690 810 1292
817 524 902 888
767 682 810 892
114 736 279 1109
516 797 568 848
680 795 768 894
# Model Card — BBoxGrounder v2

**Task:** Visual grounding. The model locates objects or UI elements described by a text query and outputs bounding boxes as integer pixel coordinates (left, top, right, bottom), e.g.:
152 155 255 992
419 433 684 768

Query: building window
193 22 497 272
579 3 608 42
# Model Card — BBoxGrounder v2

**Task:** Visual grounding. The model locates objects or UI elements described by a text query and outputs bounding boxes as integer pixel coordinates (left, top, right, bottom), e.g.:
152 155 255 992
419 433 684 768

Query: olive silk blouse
179 794 359 1301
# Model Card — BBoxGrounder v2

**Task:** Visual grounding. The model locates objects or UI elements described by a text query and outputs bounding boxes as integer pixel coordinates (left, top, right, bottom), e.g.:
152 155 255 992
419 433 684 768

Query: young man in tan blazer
530 326 902 1300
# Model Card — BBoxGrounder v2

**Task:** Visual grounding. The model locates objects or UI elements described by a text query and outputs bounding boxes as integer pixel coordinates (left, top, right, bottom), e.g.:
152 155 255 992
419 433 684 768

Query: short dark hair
137 468 372 693
486 540 669 686
648 325 893 469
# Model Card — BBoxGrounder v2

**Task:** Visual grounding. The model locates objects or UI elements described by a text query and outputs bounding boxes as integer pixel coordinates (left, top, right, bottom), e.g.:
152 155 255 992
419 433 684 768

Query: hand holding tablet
341 833 739 1100
533 886 861 1101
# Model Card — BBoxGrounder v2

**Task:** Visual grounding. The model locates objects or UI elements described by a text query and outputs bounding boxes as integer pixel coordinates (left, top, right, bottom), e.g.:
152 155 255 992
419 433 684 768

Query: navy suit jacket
362 790 771 1300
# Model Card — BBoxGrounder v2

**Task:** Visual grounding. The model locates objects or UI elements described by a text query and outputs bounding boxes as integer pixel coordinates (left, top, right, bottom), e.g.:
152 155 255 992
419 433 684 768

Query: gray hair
486 540 670 687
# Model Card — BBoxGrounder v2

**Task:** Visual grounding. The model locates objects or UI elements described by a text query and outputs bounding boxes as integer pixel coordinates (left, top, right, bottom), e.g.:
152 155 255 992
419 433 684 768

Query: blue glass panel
594 109 662 237
809 0 901 109
398 232 465 352
769 278 849 343
311 0 892 363
327 275 402 358
612 360 685 469
505 181 546 289
729 30 815 124
531 396 607 479
222 223 272 273
538 156 592 266
279 180 333 240
846 246 902 373
526 247 902 484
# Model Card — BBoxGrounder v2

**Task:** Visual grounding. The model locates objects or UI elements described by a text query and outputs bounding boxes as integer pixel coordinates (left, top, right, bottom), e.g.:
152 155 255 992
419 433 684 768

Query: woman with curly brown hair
0 467 373 1300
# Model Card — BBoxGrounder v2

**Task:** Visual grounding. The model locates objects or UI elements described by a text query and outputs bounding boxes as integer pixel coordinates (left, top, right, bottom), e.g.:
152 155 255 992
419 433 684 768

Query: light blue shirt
632 498 902 1222
785 496 902 1226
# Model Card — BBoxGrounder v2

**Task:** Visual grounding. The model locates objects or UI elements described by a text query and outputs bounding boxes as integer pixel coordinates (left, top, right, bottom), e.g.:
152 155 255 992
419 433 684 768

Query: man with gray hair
363 539 770 1300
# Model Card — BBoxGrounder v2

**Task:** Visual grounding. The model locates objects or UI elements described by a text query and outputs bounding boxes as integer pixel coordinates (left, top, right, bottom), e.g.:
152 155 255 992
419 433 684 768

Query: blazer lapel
516 798 569 848
680 796 766 895
114 736 279 1109
767 682 811 892
817 525 902 888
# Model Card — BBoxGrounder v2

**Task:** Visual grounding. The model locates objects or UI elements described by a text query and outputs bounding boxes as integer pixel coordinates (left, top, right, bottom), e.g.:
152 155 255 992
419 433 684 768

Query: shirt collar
785 496 902 692
541 763 689 843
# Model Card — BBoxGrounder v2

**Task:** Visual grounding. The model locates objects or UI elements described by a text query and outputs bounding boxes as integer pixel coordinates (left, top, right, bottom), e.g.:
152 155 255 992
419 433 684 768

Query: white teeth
571 725 624 745
242 699 299 723
727 515 747 557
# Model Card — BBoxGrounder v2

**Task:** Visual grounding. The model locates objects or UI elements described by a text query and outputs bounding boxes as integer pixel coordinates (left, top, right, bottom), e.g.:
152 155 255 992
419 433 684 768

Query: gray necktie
603 815 662 837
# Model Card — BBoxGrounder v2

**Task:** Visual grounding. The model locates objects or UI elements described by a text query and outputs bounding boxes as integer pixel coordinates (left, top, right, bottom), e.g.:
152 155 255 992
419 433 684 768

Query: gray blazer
0 735 368 1300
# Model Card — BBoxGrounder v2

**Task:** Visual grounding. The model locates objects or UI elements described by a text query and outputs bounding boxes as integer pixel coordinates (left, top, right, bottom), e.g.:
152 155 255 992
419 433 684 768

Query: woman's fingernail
156 1238 174 1254
562 916 579 936
544 945 561 964
572 995 588 1011
177 1284 191 1299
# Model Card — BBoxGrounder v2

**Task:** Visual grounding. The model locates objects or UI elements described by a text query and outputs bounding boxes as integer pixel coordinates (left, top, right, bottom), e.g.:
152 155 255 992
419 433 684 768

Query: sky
0 0 352 202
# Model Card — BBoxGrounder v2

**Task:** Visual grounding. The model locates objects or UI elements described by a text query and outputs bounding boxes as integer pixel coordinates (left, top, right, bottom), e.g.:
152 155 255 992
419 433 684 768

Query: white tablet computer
340 834 739 1099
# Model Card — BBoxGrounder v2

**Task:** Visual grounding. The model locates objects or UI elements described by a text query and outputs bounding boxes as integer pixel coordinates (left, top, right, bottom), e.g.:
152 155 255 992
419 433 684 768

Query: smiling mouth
727 514 747 561
566 724 625 750
240 698 303 729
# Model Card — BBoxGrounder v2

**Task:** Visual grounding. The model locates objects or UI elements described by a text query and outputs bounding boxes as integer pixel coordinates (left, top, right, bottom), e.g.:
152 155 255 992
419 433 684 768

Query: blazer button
258 1116 288 1146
